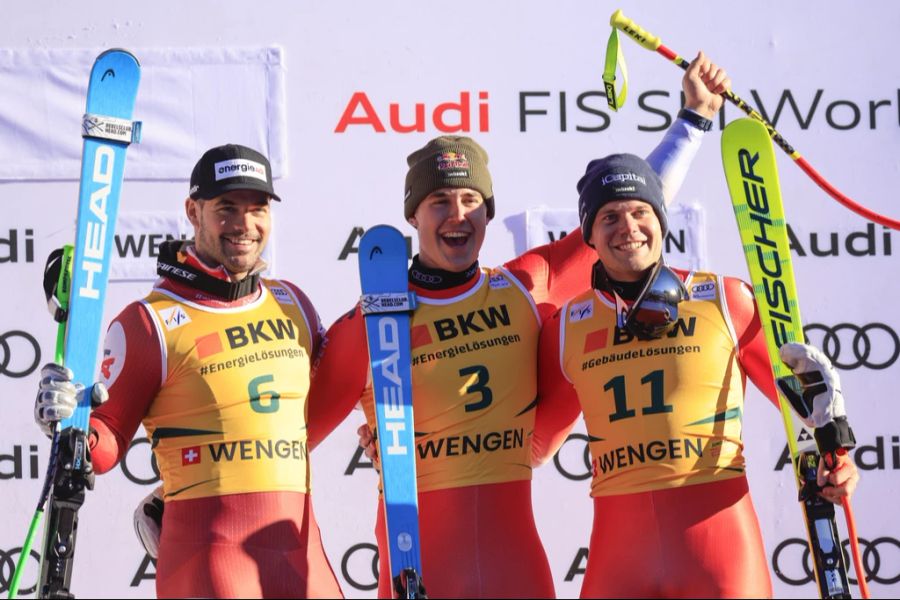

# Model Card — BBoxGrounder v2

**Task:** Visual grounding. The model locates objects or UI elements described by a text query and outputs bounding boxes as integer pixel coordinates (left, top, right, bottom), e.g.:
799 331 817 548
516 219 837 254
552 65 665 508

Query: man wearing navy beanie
536 118 861 599
577 153 668 245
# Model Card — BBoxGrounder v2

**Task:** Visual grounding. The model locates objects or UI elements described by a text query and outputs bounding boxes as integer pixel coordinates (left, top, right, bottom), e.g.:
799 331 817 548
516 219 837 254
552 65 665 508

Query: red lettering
390 103 425 132
433 92 470 132
335 91 491 133
334 92 386 133
478 91 490 132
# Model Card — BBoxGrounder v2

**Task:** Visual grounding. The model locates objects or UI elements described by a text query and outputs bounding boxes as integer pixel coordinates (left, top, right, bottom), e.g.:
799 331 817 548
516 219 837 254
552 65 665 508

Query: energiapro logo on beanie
214 159 268 182
189 144 280 201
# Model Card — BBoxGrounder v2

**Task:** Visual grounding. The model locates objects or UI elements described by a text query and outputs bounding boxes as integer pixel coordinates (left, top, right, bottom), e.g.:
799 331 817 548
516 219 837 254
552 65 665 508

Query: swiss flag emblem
182 446 201 466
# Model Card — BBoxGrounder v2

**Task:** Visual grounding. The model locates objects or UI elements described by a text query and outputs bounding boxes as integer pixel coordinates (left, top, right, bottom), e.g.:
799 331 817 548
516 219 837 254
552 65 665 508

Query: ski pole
7 246 73 600
825 450 871 599
610 9 900 231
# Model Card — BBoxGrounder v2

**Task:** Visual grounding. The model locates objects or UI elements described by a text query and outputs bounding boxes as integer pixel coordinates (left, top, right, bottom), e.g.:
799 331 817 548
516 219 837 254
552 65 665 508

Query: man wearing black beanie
35 144 342 599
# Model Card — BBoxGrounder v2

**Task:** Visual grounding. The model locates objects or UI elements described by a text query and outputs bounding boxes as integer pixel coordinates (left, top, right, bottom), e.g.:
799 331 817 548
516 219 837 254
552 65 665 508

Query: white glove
777 342 846 428
133 486 164 560
34 363 108 436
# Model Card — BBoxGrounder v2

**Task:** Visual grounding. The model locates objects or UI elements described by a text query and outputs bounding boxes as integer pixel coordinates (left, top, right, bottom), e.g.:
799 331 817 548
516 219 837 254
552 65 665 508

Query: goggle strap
614 291 630 329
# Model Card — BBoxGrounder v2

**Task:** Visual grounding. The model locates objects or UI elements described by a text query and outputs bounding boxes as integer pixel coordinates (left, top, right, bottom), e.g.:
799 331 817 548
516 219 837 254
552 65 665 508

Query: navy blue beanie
577 153 667 245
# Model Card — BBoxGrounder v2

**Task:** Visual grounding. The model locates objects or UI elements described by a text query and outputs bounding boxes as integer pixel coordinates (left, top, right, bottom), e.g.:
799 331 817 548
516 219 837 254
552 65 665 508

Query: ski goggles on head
614 261 688 340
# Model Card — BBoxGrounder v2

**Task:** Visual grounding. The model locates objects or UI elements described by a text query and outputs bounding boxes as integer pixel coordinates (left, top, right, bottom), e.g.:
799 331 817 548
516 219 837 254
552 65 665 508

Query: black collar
591 259 651 301
156 240 260 301
408 255 479 290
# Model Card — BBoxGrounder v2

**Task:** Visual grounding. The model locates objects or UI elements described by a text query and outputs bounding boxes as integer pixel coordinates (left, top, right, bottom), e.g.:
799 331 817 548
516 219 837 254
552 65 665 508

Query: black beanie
577 153 667 245
189 144 280 201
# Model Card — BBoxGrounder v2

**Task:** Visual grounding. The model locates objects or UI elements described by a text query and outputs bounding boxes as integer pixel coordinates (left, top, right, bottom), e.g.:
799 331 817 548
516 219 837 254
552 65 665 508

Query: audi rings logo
773 536 900 586
340 542 380 591
0 546 41 596
804 322 899 370
120 438 161 486
553 433 592 481
0 331 40 379
410 270 442 285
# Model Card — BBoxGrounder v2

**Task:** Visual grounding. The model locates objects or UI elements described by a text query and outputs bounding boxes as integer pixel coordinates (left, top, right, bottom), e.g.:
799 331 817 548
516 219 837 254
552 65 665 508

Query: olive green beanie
404 136 495 219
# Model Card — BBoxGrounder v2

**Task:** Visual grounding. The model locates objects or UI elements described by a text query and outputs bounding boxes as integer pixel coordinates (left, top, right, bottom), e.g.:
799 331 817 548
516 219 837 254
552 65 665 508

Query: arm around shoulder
532 309 583 466
306 306 370 451
279 280 326 355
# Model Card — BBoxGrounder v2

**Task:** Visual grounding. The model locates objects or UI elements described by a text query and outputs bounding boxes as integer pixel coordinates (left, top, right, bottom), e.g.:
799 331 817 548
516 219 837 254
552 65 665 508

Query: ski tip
721 117 769 144
359 225 405 255
95 47 141 67
364 224 403 238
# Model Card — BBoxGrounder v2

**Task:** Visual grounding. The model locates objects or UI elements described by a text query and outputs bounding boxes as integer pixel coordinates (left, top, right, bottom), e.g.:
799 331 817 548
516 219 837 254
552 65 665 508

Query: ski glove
777 342 845 429
358 423 378 461
35 363 108 436
133 486 164 559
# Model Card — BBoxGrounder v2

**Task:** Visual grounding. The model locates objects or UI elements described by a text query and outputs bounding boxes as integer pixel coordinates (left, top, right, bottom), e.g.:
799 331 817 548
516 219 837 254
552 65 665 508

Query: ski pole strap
360 292 417 314
602 28 628 111
82 112 142 144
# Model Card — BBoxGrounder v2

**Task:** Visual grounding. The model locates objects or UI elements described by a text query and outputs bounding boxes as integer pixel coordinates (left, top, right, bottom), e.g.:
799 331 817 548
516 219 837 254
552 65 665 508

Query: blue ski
35 48 141 599
63 48 142 431
358 225 426 599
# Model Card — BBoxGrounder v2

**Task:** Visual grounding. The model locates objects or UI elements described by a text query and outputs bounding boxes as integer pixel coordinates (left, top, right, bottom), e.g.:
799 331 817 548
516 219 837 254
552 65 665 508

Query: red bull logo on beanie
214 158 268 182
436 151 470 176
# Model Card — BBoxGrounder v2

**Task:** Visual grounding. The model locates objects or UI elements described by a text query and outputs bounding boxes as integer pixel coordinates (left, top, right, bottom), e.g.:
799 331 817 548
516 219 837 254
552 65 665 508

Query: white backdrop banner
1 1 898 598
108 211 277 281
0 46 287 181
518 202 707 270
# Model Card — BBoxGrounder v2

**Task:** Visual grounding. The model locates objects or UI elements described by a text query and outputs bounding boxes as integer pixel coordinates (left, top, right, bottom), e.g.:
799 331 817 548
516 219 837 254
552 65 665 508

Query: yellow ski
721 118 852 598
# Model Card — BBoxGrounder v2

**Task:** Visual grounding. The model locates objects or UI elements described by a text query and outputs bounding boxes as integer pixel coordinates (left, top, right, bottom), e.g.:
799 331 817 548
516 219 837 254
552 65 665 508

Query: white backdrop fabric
1 1 898 598
0 46 287 180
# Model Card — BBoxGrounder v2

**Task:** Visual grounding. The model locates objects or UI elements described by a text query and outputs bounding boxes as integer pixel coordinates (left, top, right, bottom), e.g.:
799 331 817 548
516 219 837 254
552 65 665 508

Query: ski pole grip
822 448 843 470
610 9 662 51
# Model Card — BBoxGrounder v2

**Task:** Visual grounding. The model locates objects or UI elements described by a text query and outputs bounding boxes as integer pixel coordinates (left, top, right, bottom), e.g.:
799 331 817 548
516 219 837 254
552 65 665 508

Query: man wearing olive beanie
404 136 495 220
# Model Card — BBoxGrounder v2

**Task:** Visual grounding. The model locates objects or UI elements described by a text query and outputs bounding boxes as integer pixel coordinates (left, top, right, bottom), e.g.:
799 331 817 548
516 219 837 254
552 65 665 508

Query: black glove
43 247 70 323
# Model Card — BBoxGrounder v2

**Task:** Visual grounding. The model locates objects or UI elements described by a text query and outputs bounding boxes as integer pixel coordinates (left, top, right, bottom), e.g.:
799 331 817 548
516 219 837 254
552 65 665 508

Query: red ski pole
610 9 900 231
